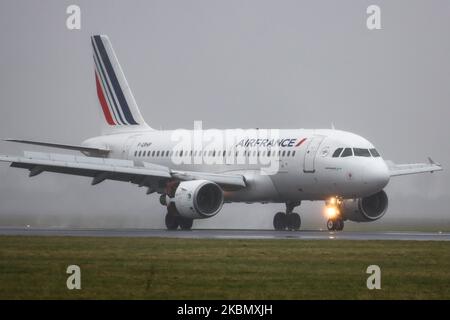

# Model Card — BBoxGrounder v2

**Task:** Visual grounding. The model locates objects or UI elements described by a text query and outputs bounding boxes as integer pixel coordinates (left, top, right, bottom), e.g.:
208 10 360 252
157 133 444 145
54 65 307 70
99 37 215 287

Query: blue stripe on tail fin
91 35 152 134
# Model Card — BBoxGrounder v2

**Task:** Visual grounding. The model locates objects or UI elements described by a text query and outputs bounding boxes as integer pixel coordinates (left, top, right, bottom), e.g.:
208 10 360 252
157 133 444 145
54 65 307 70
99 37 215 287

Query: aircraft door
303 135 325 173
123 135 139 160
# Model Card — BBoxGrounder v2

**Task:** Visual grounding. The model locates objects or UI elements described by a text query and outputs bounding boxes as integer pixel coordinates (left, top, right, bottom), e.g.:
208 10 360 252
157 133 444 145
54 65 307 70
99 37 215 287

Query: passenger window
332 148 343 158
370 148 380 157
341 148 352 157
286 151 291 157
282 151 286 157
353 148 371 157
292 151 296 157
134 151 137 157
267 150 271 157
156 151 160 157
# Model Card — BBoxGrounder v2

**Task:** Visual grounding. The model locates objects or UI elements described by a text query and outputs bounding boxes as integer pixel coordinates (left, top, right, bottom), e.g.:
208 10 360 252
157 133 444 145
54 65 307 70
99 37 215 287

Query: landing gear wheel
165 212 179 230
179 217 193 230
273 212 287 231
335 219 344 231
287 212 301 231
327 219 335 231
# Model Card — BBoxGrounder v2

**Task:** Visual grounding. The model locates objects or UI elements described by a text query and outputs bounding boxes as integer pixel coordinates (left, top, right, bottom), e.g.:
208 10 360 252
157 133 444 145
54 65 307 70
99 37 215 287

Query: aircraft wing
4 139 110 156
386 158 443 177
0 151 246 193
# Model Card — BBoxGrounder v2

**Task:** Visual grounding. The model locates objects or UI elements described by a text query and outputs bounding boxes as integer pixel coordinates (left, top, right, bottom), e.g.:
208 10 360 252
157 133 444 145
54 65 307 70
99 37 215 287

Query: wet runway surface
0 227 449 241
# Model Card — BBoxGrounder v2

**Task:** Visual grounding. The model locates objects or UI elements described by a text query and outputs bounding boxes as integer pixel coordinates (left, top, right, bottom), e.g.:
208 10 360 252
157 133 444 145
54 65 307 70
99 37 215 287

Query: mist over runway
0 228 449 241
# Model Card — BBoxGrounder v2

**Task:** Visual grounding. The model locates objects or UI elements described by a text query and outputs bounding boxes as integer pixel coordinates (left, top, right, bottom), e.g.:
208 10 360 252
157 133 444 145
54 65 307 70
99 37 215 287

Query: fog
0 0 449 229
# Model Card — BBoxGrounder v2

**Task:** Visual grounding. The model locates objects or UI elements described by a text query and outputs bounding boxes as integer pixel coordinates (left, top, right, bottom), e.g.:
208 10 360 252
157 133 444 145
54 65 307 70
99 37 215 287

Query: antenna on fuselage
331 123 336 130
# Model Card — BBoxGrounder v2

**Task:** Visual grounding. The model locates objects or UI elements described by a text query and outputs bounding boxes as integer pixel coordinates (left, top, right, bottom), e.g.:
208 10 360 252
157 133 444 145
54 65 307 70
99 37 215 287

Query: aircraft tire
165 211 179 230
287 212 301 230
179 217 194 230
273 212 287 231
327 219 335 231
335 219 344 231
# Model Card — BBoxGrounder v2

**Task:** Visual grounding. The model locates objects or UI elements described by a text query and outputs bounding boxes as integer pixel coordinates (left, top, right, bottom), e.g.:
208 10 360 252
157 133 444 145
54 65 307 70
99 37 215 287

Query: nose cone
363 160 390 192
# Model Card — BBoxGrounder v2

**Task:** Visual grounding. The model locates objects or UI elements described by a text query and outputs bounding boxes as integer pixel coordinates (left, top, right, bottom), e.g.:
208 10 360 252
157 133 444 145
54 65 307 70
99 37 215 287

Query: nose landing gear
325 197 345 231
327 218 344 231
273 201 301 231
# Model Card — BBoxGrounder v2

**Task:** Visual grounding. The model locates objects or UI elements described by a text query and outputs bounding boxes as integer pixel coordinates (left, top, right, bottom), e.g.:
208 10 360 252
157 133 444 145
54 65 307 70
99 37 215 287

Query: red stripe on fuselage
95 72 115 125
295 138 307 147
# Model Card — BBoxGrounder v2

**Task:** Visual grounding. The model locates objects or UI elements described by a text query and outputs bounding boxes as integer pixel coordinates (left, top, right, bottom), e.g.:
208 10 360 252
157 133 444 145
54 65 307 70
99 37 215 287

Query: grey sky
0 0 449 229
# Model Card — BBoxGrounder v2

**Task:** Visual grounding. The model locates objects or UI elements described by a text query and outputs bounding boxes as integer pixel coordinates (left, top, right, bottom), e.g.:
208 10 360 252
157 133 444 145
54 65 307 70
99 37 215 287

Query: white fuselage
82 128 390 204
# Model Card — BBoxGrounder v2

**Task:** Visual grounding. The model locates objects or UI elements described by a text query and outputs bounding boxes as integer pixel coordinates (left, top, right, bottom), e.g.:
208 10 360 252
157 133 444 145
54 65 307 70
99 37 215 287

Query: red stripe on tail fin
95 72 115 125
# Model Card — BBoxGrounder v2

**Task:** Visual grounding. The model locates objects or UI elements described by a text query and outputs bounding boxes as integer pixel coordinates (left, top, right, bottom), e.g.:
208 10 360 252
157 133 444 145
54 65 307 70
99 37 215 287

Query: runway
0 227 449 241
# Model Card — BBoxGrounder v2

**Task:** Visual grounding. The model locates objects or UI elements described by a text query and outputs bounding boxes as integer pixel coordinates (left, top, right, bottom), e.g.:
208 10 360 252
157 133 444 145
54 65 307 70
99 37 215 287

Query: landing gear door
303 135 325 173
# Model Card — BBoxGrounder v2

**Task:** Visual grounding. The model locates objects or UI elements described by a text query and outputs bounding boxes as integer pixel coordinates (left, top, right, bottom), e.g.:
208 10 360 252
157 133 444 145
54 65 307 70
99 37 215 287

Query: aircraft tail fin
91 35 152 134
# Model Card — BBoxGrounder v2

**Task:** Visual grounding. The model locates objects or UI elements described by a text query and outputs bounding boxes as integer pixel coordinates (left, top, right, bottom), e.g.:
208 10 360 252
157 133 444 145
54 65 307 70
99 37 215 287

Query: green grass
0 236 449 299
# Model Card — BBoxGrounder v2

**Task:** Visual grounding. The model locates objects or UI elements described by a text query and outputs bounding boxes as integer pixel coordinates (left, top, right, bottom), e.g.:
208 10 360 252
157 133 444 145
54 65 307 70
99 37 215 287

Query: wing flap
0 153 171 188
4 139 110 156
171 170 246 188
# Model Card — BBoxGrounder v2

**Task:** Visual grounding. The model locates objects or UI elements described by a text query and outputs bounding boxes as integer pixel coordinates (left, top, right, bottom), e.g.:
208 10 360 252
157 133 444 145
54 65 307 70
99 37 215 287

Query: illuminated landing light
325 206 338 219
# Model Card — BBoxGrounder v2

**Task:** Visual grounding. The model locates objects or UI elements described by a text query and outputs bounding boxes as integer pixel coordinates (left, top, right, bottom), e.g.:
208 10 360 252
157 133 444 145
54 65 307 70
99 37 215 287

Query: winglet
428 157 441 166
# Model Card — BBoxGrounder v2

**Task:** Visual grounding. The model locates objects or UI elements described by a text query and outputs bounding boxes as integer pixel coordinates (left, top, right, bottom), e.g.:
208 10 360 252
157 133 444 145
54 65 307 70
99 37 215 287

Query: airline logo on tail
92 35 139 126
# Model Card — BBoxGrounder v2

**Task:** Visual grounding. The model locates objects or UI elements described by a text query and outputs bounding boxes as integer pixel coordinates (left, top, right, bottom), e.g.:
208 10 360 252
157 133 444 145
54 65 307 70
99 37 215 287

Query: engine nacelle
171 180 224 219
341 190 388 222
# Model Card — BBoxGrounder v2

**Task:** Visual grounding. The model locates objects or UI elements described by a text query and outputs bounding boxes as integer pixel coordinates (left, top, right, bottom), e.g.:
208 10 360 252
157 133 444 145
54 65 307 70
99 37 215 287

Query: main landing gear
164 202 193 231
273 201 301 231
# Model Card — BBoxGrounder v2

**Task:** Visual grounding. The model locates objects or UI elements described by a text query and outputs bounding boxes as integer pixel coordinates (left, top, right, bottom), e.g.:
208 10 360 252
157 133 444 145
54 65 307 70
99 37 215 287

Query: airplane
0 35 443 231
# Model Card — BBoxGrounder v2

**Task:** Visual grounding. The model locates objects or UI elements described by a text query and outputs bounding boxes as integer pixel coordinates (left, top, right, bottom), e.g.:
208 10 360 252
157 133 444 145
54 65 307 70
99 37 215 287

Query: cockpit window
369 148 380 157
332 148 343 158
341 148 353 157
353 148 371 157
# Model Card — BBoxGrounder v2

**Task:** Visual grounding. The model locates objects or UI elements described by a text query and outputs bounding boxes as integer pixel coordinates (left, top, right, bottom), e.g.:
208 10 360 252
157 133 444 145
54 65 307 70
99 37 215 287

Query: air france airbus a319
0 35 443 231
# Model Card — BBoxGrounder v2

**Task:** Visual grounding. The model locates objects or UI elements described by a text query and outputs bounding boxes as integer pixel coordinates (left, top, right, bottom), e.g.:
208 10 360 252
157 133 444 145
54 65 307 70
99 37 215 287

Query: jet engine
341 190 388 222
170 180 224 219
